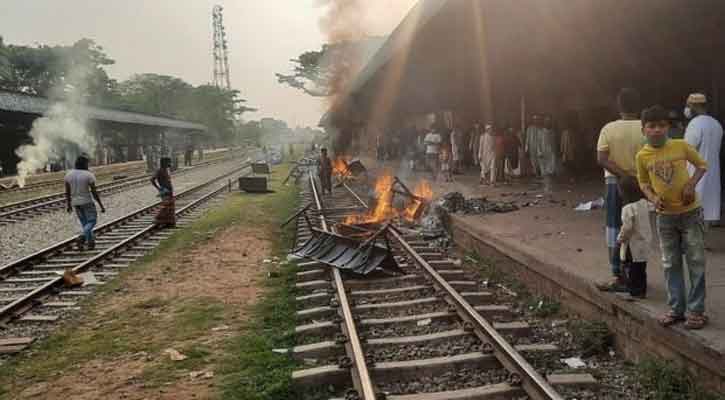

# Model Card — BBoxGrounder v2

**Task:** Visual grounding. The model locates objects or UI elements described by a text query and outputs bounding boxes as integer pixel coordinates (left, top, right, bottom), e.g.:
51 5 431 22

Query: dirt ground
14 226 270 400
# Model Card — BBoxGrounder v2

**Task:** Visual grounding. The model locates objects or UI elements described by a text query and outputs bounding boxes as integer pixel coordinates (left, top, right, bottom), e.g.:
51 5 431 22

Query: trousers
656 208 707 315
74 203 97 244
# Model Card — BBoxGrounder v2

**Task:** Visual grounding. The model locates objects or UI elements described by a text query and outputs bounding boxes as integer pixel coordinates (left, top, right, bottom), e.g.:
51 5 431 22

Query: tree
276 37 384 97
238 121 263 146
0 38 116 104
116 75 252 144
185 85 248 144
116 73 193 116
0 37 9 82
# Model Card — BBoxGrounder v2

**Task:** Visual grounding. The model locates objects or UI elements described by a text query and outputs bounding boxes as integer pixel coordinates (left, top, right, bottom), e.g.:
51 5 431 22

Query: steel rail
0 162 250 283
340 182 563 400
0 164 249 323
308 174 377 400
0 151 240 219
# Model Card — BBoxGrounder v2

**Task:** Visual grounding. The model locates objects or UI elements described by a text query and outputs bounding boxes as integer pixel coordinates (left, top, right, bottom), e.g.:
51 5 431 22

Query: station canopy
334 0 725 125
0 90 208 132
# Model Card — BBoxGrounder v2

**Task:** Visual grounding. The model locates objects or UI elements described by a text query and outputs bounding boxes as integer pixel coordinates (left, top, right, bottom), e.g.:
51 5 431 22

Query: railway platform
366 158 725 392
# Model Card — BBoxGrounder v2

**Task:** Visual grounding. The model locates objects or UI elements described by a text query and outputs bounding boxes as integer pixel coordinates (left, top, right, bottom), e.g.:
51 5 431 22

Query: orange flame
403 180 433 221
344 177 433 225
344 174 396 224
332 157 351 177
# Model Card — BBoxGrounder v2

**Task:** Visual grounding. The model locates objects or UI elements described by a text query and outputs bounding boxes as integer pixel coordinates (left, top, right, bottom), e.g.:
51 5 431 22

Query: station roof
333 0 725 124
0 90 208 132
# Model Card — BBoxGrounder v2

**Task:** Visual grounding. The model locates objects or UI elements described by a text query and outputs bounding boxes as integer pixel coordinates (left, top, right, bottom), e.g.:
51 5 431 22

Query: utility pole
212 5 231 90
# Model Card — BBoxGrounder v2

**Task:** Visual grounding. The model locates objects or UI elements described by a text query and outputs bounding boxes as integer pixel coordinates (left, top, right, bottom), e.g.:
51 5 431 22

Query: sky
0 1 418 128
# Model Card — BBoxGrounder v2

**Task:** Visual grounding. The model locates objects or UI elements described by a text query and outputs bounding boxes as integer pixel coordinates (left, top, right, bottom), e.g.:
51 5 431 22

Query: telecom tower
212 5 231 90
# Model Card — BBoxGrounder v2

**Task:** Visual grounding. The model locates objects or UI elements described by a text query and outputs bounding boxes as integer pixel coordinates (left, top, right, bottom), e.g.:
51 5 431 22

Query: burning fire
403 180 433 221
344 176 433 224
332 157 351 177
344 174 396 224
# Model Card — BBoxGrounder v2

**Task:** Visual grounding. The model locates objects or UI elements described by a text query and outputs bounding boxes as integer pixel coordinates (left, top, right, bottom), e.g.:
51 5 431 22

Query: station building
0 90 208 174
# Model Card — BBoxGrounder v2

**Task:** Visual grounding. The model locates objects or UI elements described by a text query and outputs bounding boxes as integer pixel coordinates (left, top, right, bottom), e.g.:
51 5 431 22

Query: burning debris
342 173 432 225
438 192 519 215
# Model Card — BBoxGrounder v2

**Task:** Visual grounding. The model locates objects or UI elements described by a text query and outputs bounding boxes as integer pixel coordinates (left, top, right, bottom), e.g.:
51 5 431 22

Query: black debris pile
439 192 519 215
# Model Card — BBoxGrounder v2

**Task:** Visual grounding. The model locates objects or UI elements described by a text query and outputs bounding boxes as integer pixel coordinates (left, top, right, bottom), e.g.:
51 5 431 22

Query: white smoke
14 66 95 187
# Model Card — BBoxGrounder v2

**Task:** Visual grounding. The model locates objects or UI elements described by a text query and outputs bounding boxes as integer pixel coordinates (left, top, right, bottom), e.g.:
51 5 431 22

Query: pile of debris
439 192 519 215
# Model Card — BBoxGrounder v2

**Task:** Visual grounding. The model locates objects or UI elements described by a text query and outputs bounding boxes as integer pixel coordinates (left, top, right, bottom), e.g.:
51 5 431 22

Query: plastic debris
416 318 432 326
574 197 605 211
211 325 230 332
163 348 188 361
561 356 587 369
78 272 99 287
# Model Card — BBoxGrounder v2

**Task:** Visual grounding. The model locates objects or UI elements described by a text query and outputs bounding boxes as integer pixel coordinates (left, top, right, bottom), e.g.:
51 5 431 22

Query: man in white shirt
65 154 106 250
424 128 442 180
450 126 461 174
684 93 723 226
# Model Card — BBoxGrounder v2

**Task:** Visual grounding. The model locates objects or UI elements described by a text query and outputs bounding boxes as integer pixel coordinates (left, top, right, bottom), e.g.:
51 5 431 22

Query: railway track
0 162 252 354
0 152 242 225
286 173 597 399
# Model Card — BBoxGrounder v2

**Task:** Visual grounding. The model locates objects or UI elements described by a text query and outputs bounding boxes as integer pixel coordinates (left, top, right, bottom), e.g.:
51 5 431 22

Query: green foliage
636 358 725 400
276 37 384 97
239 121 264 146
569 320 613 357
0 37 254 145
0 38 116 104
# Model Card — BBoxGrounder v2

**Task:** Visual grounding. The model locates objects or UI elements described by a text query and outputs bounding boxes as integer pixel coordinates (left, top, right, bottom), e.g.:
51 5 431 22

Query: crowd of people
376 113 591 190
371 87 721 330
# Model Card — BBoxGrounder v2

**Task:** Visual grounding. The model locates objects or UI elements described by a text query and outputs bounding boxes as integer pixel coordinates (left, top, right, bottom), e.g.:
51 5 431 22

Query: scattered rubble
438 192 519 215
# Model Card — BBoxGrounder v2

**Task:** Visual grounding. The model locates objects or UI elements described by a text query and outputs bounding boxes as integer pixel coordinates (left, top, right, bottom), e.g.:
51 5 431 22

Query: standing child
636 105 709 329
616 177 652 298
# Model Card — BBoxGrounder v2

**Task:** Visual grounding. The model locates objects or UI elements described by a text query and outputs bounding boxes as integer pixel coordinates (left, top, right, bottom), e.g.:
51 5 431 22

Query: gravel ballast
0 160 244 265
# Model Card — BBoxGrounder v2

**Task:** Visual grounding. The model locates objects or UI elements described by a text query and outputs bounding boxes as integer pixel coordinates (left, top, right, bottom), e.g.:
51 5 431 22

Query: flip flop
684 314 708 330
659 311 685 327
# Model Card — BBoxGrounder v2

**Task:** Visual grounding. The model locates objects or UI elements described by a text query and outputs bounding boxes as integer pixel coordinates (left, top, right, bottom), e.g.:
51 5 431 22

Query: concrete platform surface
363 158 724 389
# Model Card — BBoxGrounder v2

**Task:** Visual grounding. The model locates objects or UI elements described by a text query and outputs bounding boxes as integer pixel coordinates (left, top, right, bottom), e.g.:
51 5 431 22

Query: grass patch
636 358 725 400
217 262 299 400
216 164 302 400
0 163 299 399
141 345 215 387
170 297 227 341
569 320 613 357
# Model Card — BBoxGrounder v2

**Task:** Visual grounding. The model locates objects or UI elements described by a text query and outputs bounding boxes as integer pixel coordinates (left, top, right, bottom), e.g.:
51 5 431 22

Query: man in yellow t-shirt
596 88 643 291
636 105 708 330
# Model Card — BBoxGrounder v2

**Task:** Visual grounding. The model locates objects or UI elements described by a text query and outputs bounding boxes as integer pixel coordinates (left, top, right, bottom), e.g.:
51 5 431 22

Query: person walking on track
65 154 106 251
151 157 176 227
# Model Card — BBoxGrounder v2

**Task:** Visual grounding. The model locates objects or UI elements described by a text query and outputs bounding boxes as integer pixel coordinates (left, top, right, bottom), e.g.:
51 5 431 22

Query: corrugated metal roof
0 90 207 131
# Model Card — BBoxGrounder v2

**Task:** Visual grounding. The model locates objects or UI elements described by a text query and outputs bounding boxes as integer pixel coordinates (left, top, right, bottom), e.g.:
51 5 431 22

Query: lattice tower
212 5 231 90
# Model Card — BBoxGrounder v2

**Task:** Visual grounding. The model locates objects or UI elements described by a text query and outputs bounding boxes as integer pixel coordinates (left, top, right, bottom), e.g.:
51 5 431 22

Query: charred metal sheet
346 160 367 176
292 228 402 275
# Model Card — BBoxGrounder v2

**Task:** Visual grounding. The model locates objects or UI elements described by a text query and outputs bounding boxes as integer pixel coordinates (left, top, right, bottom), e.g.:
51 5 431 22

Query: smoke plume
14 66 96 187
317 0 417 101
317 0 417 154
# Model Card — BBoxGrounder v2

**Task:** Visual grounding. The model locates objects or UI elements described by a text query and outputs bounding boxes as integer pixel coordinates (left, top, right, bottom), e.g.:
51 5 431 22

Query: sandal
659 311 685 327
595 277 628 293
684 314 708 330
